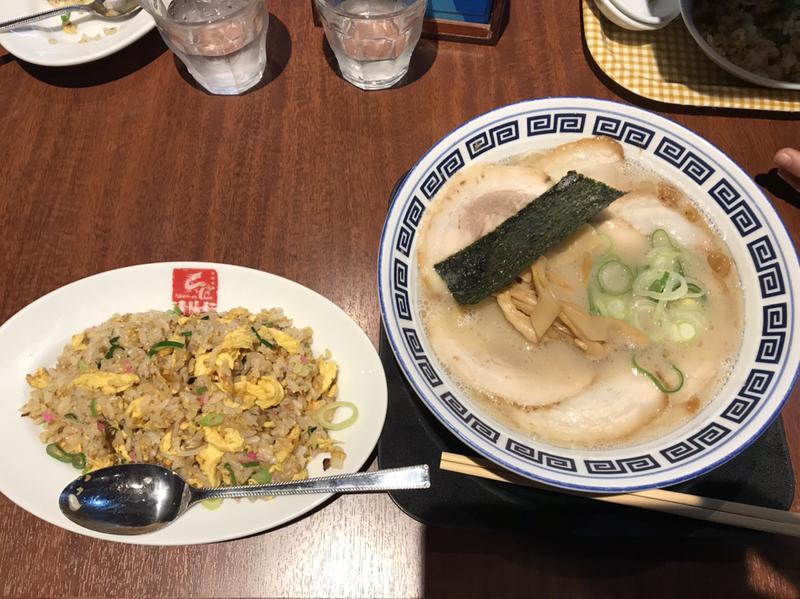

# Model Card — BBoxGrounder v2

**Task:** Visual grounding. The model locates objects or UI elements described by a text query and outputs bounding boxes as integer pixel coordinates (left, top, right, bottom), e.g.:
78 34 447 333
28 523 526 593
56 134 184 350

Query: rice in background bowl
682 0 800 88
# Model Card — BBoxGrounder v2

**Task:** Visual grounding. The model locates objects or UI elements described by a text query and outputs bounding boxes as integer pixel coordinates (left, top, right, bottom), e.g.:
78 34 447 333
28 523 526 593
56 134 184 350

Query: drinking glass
140 0 268 95
315 0 426 90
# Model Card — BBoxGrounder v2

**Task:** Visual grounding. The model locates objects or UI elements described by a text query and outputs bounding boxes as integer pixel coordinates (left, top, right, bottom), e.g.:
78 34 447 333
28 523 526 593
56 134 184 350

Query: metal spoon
59 463 430 535
0 0 141 33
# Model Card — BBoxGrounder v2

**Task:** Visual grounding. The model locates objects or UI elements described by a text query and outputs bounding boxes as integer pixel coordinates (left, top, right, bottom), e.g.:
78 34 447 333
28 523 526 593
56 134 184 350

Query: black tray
377 327 796 538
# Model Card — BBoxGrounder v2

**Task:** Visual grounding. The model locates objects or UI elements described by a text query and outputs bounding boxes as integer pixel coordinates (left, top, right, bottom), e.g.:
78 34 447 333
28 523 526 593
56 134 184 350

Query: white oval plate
0 0 154 67
0 262 387 545
378 97 800 493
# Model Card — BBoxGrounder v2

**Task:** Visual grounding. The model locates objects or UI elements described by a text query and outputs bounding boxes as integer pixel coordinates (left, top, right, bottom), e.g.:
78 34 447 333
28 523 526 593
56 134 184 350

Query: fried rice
21 307 349 490
695 0 800 84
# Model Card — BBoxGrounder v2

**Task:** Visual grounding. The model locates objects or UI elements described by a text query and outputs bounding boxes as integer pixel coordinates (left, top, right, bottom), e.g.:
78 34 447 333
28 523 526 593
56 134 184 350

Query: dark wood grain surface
1 1 799 597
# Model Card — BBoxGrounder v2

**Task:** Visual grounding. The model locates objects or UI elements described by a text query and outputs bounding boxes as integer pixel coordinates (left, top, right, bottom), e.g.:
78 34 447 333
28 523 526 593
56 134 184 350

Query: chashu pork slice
416 161 594 408
425 298 596 408
518 364 666 445
516 136 627 188
602 185 714 251
417 164 552 297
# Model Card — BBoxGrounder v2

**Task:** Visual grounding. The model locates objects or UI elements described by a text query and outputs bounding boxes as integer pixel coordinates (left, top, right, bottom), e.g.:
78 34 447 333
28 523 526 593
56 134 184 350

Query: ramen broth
417 140 743 449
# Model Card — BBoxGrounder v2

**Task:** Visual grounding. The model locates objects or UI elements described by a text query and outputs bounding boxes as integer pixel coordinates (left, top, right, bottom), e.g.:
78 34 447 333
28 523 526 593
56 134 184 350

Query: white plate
0 0 154 67
378 97 800 493
0 262 387 545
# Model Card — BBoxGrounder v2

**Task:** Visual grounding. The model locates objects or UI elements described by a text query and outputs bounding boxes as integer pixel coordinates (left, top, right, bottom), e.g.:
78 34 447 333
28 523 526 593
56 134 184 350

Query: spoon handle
0 6 92 32
192 465 430 502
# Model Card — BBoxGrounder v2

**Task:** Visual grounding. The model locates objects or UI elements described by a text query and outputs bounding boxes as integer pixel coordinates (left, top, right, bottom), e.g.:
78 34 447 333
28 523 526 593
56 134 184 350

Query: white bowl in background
594 0 655 31
612 0 680 28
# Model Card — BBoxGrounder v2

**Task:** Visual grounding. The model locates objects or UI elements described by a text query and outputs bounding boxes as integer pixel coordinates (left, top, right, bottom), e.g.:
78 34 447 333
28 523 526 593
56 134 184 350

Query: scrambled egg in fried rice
21 308 351 491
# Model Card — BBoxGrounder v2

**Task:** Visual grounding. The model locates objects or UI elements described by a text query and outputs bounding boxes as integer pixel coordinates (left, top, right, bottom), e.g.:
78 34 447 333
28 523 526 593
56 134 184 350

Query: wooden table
1 1 799 597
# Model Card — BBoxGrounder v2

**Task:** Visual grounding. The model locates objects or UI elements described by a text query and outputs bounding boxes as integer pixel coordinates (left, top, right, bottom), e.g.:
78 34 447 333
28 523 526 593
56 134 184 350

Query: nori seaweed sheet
433 171 625 305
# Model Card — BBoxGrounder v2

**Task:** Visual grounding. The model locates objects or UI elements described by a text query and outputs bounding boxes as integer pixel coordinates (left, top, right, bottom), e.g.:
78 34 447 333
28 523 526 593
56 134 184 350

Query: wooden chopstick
440 452 800 538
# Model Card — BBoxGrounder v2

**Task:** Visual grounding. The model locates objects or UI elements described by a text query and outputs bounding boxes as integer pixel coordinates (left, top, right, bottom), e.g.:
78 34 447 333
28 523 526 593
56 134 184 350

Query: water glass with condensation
140 0 268 95
315 0 427 90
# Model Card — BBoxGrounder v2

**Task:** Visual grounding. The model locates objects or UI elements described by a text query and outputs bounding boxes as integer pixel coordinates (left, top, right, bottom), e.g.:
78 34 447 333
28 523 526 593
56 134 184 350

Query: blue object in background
425 0 493 24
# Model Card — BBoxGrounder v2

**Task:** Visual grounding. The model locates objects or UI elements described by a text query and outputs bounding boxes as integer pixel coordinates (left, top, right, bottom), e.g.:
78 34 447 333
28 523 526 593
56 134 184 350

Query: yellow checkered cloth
582 0 800 112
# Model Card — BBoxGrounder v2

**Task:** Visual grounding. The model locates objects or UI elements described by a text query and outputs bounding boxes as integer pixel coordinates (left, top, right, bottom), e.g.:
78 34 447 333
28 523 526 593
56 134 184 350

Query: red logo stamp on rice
172 268 218 315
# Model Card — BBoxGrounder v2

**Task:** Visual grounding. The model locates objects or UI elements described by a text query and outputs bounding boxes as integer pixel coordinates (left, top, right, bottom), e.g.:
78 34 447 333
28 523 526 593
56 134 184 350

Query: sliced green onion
201 498 224 510
647 271 670 293
634 270 688 301
657 272 688 301
587 287 602 316
65 413 78 421
71 452 86 470
223 463 237 486
78 359 88 372
180 331 192 338
60 11 71 23
632 355 684 393
313 401 359 431
90 398 98 417
668 308 707 342
630 299 662 340
46 443 74 463
200 315 210 321
650 229 674 248
647 248 681 271
588 232 708 346
148 340 185 356
241 460 260 468
168 305 183 316
251 465 271 484
194 386 208 395
685 282 706 298
672 321 697 342
46 443 85 470
198 413 224 427
587 288 628 320
596 260 633 295
654 298 668 323
251 326 275 349
605 297 628 319
104 336 123 359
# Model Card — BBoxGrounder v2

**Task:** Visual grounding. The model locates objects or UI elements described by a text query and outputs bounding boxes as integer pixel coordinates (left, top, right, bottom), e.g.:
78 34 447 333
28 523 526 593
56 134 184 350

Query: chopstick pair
439 452 800 538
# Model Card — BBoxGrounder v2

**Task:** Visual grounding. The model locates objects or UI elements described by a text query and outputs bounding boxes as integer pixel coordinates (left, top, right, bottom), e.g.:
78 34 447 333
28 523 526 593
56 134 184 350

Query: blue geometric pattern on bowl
420 149 465 200
592 115 655 149
466 121 520 159
653 136 714 184
378 99 799 492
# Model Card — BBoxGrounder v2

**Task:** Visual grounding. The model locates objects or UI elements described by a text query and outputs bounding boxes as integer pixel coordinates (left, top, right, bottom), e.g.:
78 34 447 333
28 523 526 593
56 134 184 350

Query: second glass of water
140 0 268 95
315 0 426 90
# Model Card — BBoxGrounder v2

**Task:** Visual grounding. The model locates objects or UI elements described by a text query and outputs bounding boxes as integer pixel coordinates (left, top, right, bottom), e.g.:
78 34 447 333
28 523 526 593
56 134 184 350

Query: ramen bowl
378 97 800 493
